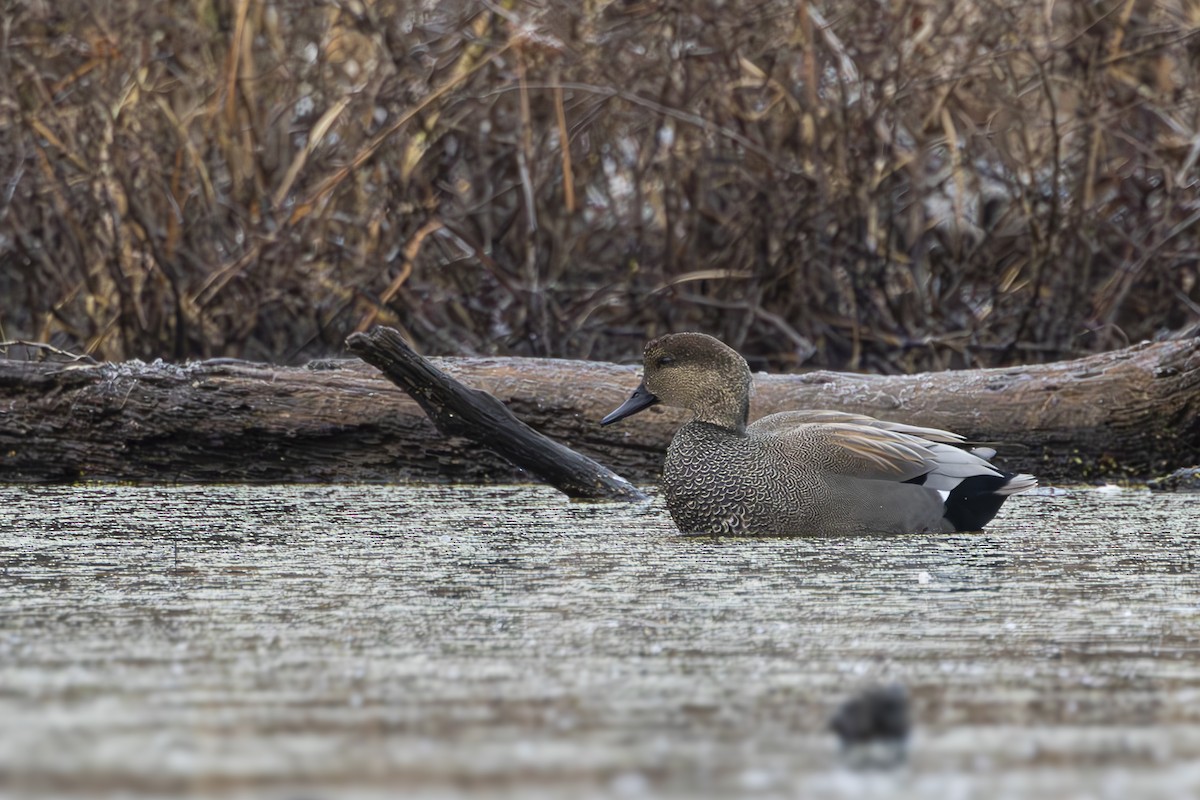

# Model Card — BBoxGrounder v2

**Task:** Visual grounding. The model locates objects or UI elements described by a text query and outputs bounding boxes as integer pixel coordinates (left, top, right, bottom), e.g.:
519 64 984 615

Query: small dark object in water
830 684 911 768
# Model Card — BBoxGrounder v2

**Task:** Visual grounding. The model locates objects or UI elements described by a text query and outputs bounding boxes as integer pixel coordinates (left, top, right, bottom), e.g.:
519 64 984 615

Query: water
1 485 1198 799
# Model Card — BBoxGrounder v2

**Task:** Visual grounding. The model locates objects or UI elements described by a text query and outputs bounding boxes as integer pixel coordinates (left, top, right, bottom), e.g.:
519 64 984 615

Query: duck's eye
656 355 676 367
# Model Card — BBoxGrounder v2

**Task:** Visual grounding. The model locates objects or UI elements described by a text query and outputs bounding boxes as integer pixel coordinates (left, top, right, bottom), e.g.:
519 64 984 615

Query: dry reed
1 0 1198 372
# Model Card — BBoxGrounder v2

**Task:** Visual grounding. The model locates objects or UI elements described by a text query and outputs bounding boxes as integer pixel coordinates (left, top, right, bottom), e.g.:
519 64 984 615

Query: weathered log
344 327 645 501
0 335 1197 484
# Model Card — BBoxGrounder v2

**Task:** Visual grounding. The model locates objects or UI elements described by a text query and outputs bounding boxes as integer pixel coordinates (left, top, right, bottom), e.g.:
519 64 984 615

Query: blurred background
1 0 1198 372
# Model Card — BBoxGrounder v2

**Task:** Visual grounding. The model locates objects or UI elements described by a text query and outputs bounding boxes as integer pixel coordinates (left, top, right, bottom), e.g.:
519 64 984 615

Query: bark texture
1 335 1197 485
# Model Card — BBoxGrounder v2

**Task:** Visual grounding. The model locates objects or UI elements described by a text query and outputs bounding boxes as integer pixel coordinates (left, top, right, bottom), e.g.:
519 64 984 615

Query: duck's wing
749 410 965 444
758 416 1037 489
759 411 1007 467
763 422 954 483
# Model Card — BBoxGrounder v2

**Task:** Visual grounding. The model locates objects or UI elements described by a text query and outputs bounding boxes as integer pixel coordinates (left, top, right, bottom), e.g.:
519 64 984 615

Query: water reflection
0 484 1198 798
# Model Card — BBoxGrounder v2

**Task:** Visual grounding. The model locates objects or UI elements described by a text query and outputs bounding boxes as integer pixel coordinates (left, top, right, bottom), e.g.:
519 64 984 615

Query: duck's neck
691 393 750 433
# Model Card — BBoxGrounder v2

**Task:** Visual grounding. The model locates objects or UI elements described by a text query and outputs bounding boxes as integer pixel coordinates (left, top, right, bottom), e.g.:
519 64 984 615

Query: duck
601 332 1036 535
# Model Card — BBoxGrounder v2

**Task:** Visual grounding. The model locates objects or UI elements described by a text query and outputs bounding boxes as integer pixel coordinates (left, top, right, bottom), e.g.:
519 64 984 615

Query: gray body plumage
602 333 1036 536
664 419 952 536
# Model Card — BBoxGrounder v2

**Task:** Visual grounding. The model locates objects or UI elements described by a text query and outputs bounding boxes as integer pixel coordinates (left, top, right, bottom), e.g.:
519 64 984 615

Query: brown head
601 332 753 431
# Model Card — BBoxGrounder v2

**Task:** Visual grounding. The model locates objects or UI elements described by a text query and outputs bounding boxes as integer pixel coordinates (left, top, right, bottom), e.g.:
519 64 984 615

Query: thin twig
0 340 99 363
483 81 811 177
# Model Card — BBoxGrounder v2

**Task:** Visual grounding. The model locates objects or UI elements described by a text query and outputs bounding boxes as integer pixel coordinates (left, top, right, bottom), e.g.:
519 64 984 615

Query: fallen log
0 333 1197 485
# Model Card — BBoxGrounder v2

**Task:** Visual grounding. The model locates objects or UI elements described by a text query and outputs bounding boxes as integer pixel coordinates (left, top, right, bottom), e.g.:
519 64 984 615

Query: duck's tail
942 471 1037 531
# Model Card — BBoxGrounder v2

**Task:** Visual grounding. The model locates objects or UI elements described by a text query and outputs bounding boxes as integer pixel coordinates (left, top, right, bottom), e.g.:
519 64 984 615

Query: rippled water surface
2 484 1199 799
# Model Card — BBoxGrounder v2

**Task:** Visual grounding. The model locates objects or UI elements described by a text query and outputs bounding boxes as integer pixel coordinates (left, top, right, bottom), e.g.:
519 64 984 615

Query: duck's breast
663 422 824 535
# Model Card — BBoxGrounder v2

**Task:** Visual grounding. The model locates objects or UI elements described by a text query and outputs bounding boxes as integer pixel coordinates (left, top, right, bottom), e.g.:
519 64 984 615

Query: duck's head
601 332 752 431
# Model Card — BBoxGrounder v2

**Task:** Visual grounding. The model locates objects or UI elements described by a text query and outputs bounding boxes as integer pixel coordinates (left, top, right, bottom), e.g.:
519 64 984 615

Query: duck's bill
601 382 660 425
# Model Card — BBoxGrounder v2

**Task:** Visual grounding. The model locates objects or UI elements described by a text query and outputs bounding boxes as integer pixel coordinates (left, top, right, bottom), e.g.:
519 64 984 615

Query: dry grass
1 0 1198 371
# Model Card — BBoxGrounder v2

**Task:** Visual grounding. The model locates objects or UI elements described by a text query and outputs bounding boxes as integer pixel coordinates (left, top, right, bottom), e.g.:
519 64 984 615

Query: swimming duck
601 332 1036 535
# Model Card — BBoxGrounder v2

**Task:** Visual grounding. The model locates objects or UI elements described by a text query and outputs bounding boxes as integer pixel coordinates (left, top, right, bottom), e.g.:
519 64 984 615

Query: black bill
601 381 660 425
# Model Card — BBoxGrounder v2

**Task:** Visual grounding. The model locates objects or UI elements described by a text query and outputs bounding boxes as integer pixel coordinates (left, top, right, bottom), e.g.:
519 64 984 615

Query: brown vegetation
2 0 1198 371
